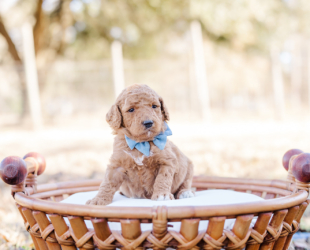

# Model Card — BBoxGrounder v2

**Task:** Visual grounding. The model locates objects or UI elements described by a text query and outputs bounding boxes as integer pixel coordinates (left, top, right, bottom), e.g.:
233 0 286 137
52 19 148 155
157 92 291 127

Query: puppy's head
106 84 169 142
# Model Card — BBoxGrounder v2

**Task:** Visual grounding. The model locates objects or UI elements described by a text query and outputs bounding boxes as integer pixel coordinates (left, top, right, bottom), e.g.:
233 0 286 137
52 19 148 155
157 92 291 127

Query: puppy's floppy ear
159 97 170 121
106 105 122 130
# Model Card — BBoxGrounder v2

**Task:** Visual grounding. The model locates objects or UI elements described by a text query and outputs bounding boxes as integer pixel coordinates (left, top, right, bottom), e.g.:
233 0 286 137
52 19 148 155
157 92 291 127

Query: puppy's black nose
143 120 153 128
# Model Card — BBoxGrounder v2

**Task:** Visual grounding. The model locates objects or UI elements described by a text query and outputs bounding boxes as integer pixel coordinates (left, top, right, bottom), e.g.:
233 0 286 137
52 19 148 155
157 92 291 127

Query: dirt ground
1 120 310 249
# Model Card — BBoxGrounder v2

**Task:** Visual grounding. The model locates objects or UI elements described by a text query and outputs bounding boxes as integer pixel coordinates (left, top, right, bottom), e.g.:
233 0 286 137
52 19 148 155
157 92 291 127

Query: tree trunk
33 0 43 54
0 16 28 120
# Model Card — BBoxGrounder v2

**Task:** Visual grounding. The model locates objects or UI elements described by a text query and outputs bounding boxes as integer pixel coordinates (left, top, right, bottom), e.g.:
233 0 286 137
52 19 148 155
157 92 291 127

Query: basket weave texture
1 150 310 250
12 176 310 250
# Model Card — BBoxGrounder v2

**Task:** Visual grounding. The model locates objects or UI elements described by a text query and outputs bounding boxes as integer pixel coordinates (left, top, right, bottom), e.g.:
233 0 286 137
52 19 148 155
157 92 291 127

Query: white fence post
111 40 125 99
308 42 310 112
190 21 211 122
291 36 302 107
270 47 285 120
21 22 43 130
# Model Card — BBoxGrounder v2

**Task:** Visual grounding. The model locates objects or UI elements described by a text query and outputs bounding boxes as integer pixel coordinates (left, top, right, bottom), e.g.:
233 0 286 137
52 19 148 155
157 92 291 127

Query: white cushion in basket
60 190 263 232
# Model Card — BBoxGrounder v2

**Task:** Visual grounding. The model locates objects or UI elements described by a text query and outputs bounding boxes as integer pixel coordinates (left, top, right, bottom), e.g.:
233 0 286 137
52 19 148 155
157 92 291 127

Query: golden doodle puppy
87 84 194 205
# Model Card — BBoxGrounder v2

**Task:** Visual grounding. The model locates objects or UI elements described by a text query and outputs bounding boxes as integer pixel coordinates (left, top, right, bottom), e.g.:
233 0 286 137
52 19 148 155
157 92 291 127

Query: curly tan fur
87 84 194 205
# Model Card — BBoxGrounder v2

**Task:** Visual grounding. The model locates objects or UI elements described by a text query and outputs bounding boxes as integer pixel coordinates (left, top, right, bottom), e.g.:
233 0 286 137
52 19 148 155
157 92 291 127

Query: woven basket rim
14 176 308 220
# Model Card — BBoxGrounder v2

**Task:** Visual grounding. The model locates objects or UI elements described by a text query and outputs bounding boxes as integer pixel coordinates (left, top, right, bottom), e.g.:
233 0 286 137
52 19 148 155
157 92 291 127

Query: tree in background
1 0 310 121
2 0 310 61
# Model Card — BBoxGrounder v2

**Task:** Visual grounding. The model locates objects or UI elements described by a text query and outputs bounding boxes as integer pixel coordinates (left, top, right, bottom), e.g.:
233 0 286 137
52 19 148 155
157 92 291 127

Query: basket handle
0 152 46 186
282 149 303 171
291 153 310 191
282 149 310 192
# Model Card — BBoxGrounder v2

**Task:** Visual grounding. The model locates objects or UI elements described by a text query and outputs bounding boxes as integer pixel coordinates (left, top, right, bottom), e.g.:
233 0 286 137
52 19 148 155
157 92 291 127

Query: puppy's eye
152 105 157 109
128 108 134 113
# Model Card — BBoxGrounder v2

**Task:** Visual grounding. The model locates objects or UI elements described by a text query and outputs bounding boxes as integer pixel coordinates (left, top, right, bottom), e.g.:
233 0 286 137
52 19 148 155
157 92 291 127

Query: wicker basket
1 149 310 250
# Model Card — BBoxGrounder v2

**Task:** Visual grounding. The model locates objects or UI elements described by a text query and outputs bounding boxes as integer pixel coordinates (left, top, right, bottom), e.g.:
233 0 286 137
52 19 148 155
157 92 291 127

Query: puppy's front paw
178 190 195 199
86 197 111 206
151 192 174 201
